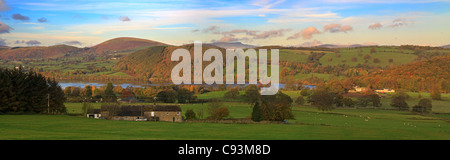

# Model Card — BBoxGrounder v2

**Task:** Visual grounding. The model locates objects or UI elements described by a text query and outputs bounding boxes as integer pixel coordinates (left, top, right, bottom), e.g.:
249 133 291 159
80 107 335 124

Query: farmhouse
348 86 369 93
375 88 395 93
100 105 183 122
86 109 101 119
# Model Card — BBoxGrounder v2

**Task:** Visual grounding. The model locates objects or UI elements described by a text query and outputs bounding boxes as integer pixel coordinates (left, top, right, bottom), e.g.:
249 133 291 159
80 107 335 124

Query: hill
0 45 81 60
115 44 225 82
208 42 256 49
356 55 450 91
441 44 450 49
89 37 167 54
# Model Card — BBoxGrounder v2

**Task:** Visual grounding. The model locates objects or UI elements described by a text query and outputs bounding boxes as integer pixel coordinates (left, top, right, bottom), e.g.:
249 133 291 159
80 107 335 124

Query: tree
184 109 197 120
369 94 381 107
177 88 193 103
212 107 230 120
370 47 376 54
391 95 409 111
119 88 134 99
156 90 177 103
300 88 310 96
343 97 354 107
413 98 432 113
207 98 223 116
83 85 92 98
224 88 239 100
373 58 380 63
431 85 442 100
357 96 369 107
251 101 263 122
295 96 305 105
113 86 124 95
260 91 294 121
334 94 344 107
309 89 334 111
103 82 116 102
244 85 260 105
364 54 371 60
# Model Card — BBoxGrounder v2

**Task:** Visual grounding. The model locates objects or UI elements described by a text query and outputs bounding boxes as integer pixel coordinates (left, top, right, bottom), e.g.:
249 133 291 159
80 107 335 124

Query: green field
319 47 418 67
3 90 450 140
0 104 448 140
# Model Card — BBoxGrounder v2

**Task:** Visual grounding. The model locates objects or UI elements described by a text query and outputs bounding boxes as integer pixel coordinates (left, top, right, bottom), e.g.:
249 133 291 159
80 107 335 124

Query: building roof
100 105 181 116
153 105 181 112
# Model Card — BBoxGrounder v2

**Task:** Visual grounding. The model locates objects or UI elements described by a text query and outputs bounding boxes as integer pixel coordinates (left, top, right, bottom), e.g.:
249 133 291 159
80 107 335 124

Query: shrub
343 97 354 107
295 96 305 105
185 109 197 120
251 101 263 122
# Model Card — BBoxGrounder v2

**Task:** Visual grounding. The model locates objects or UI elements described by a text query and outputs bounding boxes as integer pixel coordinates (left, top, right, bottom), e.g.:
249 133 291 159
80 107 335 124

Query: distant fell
89 37 167 54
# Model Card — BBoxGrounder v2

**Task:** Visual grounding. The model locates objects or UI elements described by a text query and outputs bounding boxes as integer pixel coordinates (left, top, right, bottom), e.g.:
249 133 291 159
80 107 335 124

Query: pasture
0 104 448 140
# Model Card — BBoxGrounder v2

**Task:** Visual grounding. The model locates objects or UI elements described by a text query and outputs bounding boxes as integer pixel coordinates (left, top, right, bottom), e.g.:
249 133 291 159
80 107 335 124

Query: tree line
0 67 66 114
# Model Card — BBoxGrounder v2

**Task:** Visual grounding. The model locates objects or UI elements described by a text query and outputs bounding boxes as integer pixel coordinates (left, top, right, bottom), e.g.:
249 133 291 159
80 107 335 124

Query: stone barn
100 105 182 122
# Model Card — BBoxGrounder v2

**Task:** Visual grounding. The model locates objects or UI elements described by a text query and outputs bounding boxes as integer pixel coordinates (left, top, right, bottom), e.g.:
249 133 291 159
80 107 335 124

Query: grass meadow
1 90 449 140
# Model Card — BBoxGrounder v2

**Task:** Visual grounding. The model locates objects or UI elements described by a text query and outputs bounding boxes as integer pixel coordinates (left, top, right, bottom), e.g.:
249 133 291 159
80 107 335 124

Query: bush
224 88 240 100
391 95 409 111
343 97 354 107
251 101 262 122
300 88 310 96
211 107 230 120
184 109 197 120
412 98 432 113
295 96 305 105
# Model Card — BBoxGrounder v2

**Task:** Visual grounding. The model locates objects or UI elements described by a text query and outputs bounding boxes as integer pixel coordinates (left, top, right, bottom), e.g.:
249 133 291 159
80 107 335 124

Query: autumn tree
431 85 442 100
224 88 240 100
119 88 134 99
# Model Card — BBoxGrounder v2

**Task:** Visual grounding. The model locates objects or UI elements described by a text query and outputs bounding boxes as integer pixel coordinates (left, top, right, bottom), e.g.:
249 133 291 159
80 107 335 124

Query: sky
0 0 449 47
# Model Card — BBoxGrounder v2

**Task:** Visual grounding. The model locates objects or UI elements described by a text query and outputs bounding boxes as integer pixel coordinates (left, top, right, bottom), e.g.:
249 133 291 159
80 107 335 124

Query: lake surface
58 81 315 89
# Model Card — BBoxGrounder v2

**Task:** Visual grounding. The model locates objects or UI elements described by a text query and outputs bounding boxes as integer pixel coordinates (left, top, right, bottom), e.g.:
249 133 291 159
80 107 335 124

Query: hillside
115 44 225 82
356 55 450 91
89 37 167 54
0 45 81 60
208 42 256 49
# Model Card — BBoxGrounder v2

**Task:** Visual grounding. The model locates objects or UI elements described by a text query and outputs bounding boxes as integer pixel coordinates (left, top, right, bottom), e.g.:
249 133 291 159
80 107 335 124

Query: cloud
0 38 6 46
191 29 199 32
287 26 320 40
253 29 290 39
251 0 285 9
368 23 382 30
216 36 239 42
0 0 10 11
37 17 48 23
221 29 258 36
15 40 41 46
324 24 353 33
119 16 131 22
388 18 412 28
300 40 323 47
26 40 41 46
15 40 24 44
0 21 12 34
0 21 13 34
61 40 82 46
203 26 219 33
12 14 30 21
